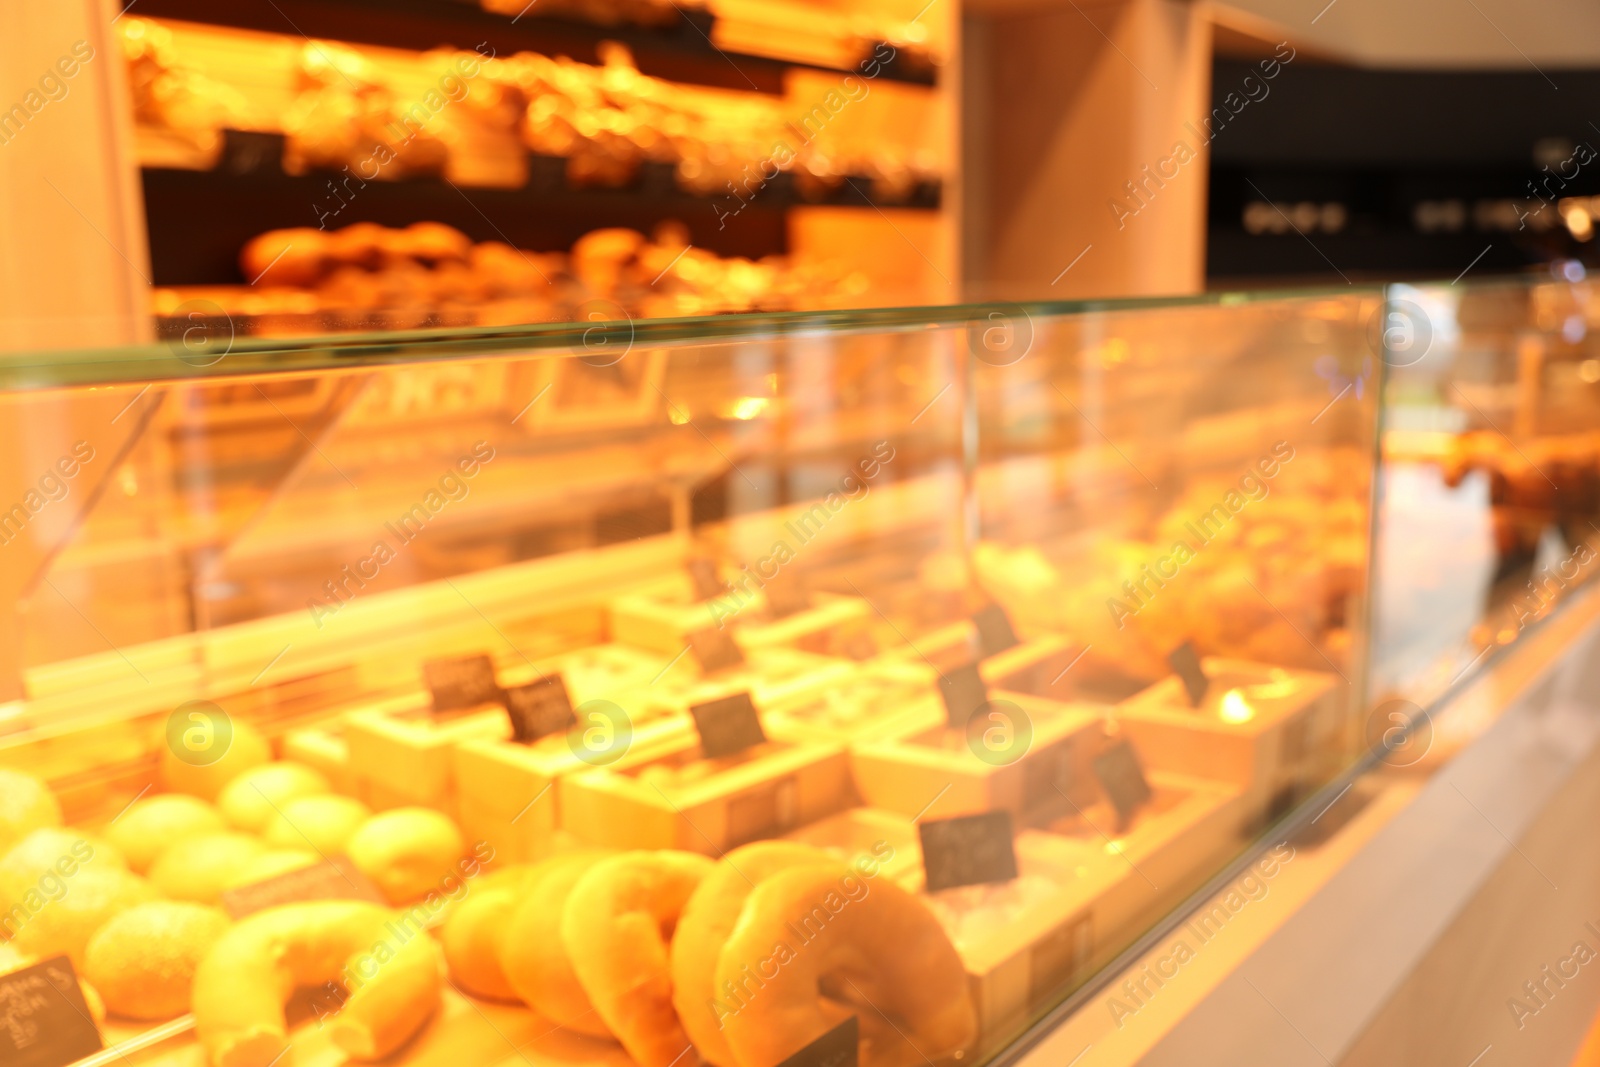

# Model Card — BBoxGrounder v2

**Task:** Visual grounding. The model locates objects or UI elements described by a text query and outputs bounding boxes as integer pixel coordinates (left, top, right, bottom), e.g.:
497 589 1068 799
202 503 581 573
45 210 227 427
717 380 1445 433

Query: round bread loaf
83 901 230 1019
106 794 226 874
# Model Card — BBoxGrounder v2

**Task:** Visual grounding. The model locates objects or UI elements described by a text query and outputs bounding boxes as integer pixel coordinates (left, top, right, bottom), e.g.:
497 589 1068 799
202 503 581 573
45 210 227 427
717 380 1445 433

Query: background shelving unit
126 0 956 298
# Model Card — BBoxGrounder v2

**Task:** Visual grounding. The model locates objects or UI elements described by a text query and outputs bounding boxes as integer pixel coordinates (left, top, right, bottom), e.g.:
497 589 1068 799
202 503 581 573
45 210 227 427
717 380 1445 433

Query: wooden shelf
132 0 937 92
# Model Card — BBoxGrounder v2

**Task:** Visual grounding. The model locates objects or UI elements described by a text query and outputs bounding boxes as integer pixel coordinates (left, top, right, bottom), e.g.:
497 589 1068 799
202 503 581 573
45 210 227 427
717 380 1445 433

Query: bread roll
262 794 370 855
0 770 62 855
344 808 465 904
671 842 831 1065
498 850 614 1034
440 864 538 1001
716 865 975 1067
193 900 444 1067
83 901 230 1019
217 762 331 833
106 794 226 874
0 828 124 922
149 832 269 904
160 717 272 802
10 867 154 970
562 851 715 1067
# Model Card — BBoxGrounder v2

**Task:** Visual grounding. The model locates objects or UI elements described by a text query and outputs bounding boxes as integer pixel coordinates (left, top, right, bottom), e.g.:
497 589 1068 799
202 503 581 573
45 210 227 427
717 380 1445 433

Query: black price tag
0 956 103 1067
1092 740 1153 828
689 627 746 673
220 856 386 919
505 674 577 743
938 662 989 731
776 1016 858 1067
919 811 1019 892
1166 642 1209 707
691 691 768 759
971 604 1020 658
688 557 727 602
423 654 501 713
762 570 810 619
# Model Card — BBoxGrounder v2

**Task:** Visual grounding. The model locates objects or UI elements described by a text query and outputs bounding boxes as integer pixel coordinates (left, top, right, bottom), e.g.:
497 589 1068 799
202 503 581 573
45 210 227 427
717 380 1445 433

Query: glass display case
1 275 1597 1067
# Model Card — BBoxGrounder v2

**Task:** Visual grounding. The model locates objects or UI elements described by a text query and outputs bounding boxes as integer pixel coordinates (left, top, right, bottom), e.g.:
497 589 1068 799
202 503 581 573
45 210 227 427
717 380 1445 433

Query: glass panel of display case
0 284 1468 1067
1372 273 1600 746
948 291 1382 1053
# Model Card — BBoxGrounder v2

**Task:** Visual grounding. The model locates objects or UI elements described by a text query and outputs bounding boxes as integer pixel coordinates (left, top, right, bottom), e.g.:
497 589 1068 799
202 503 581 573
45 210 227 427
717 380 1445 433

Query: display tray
608 572 872 656
455 714 695 862
1116 657 1343 825
560 733 852 852
848 693 1106 822
785 770 1243 1038
760 659 942 743
335 643 688 818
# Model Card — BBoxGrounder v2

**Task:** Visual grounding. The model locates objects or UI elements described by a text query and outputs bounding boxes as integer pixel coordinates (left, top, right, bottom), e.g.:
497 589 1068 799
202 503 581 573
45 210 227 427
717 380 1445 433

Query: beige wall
1227 0 1600 68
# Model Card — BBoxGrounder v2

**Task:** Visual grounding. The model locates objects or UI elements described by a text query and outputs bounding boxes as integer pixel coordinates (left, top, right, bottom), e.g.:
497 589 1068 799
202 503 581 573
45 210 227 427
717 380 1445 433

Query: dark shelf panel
135 0 937 93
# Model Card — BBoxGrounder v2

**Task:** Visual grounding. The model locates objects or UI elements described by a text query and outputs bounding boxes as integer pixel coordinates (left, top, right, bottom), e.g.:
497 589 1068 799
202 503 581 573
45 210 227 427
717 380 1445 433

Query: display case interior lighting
1218 688 1255 724
1563 203 1595 242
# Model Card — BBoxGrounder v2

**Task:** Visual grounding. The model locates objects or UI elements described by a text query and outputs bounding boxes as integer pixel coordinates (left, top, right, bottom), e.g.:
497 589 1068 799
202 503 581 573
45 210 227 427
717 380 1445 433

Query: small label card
221 856 386 919
762 570 810 619
1166 641 1209 707
971 603 1020 658
1092 740 1153 828
689 627 746 673
919 811 1019 893
505 674 577 743
691 691 768 759
687 556 728 602
0 957 103 1067
776 1016 858 1067
423 653 501 713
938 662 990 731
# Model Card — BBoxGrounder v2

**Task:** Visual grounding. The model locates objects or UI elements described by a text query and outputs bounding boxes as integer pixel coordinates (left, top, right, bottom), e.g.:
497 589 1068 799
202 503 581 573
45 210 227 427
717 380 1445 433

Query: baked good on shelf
217 762 333 833
0 828 125 919
192 900 445 1067
119 17 245 155
183 218 870 338
106 794 228 874
499 850 617 1036
388 222 473 267
83 901 231 1020
440 864 538 1001
716 865 975 1067
671 841 833 1066
562 850 716 1067
239 229 329 288
159 716 273 802
10 866 154 970
149 832 269 904
344 807 466 904
0 769 62 854
262 794 371 855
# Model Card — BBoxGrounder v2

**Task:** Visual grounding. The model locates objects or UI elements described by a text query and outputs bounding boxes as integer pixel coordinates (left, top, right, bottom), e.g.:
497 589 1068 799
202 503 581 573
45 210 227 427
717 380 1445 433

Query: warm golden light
728 396 769 420
1564 204 1595 242
1219 688 1256 724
